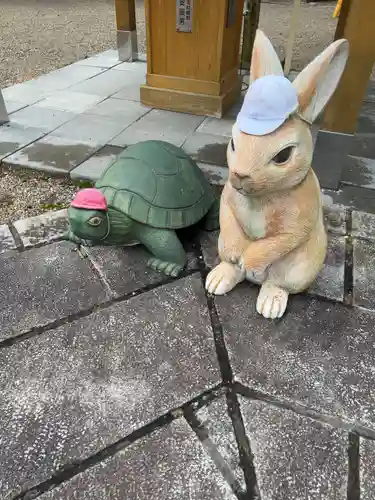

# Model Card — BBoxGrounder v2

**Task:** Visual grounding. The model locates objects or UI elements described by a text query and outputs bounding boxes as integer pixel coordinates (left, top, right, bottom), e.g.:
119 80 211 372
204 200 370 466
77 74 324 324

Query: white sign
176 0 193 33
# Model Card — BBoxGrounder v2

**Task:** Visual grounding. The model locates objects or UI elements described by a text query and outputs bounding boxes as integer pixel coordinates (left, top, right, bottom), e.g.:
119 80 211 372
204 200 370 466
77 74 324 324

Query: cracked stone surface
215 287 375 429
239 397 348 500
0 241 108 341
39 419 237 500
13 209 69 248
361 438 375 500
0 275 220 498
0 224 16 252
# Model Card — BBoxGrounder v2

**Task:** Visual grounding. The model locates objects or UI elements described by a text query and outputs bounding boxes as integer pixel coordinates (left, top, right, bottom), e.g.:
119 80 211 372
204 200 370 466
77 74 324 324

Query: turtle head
68 188 110 242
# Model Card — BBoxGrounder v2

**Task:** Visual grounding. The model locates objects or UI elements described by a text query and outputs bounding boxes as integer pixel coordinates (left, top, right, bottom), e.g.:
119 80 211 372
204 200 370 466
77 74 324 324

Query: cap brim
237 114 286 136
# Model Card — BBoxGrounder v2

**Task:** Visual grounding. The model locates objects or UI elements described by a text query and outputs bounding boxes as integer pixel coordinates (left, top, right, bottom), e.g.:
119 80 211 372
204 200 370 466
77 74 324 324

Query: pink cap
71 188 108 211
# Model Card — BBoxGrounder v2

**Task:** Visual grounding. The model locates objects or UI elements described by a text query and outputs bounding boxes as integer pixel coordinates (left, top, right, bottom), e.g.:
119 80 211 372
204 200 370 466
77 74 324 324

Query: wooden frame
140 0 246 118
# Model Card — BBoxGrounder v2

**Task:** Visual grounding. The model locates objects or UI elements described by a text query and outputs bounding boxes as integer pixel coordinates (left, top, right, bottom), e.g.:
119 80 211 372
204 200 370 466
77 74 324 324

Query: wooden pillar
322 0 375 134
141 0 246 118
115 0 138 61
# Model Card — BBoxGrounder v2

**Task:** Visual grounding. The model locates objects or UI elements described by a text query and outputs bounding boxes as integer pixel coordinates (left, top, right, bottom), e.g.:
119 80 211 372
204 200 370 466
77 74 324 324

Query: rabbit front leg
240 233 308 319
206 200 250 295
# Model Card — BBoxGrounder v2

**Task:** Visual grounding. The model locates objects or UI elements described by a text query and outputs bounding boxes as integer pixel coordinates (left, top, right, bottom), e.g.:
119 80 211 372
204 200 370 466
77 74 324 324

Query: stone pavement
2 49 375 500
0 198 375 499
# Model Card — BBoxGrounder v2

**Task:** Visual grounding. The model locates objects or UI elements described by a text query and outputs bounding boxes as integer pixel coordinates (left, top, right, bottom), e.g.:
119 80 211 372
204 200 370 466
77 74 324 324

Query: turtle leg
134 224 187 277
202 197 220 231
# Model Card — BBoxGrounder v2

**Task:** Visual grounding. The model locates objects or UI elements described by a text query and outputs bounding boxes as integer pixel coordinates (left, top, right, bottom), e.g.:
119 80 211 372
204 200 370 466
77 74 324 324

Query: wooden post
115 0 138 61
322 0 375 134
241 0 261 69
141 0 246 118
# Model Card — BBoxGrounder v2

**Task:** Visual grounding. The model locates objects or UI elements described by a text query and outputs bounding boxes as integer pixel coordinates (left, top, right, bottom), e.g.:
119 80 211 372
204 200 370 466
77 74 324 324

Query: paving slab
360 438 375 500
0 224 16 253
85 241 198 298
239 397 348 500
0 122 46 160
353 238 375 310
3 100 28 115
13 209 69 249
70 145 124 182
4 135 101 175
215 287 375 429
73 49 122 69
352 210 375 240
110 72 147 102
2 83 51 106
196 117 234 137
342 155 375 189
9 105 77 133
0 241 107 342
22 65 107 93
0 275 220 498
196 396 246 493
308 234 346 302
35 91 104 114
50 113 131 145
110 109 205 148
183 132 229 166
69 69 144 98
84 97 150 120
113 61 148 73
39 419 236 500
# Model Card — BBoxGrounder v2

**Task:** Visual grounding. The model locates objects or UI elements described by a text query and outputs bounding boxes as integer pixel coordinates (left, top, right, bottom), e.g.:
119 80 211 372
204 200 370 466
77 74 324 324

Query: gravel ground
0 167 80 224
0 0 367 222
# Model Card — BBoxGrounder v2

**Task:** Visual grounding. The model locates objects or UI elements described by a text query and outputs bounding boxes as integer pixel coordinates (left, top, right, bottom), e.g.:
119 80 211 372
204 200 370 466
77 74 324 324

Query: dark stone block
239 397 348 500
40 419 237 500
356 103 375 134
342 155 375 190
353 238 375 310
0 241 108 342
312 130 353 190
85 241 198 298
215 287 375 428
322 185 375 214
0 275 220 498
350 134 375 161
361 439 375 500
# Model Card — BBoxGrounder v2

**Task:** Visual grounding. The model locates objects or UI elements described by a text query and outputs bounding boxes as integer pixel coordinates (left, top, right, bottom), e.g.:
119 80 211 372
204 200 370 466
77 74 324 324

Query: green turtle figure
65 140 219 277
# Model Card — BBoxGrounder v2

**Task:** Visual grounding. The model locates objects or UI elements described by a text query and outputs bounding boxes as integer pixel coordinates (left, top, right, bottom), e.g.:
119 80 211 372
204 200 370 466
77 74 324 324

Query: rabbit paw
256 283 289 319
206 262 245 295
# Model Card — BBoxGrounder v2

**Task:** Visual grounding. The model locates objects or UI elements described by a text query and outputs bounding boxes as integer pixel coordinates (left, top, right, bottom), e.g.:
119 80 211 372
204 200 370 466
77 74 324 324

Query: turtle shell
95 140 216 229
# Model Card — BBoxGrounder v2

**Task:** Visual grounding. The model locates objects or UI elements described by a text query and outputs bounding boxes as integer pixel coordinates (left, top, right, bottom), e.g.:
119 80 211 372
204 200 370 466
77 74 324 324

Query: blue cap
237 74 299 136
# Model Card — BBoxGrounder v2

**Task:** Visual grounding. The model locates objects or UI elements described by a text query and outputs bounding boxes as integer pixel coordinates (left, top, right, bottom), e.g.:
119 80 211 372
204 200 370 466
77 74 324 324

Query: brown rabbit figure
205 29 349 319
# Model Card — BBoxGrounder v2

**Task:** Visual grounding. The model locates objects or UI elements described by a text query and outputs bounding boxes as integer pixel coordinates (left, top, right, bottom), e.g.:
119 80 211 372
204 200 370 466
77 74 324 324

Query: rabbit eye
230 138 235 152
272 146 294 165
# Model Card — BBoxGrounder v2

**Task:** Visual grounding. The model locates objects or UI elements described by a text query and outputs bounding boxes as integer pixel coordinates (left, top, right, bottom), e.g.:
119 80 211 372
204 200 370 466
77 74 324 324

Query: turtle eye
230 138 235 152
88 216 102 227
272 146 294 165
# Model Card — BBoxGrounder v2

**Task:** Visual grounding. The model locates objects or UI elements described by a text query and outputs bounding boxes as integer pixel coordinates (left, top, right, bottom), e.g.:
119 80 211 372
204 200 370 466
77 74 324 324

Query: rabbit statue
205 29 349 319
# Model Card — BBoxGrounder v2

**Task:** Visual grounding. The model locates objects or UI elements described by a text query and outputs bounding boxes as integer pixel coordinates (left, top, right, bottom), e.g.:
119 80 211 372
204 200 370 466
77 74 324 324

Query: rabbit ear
249 29 284 84
292 39 349 123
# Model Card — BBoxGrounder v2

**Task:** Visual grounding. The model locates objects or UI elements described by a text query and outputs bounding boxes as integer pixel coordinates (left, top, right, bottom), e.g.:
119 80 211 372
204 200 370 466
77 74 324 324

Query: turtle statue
64 140 219 277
